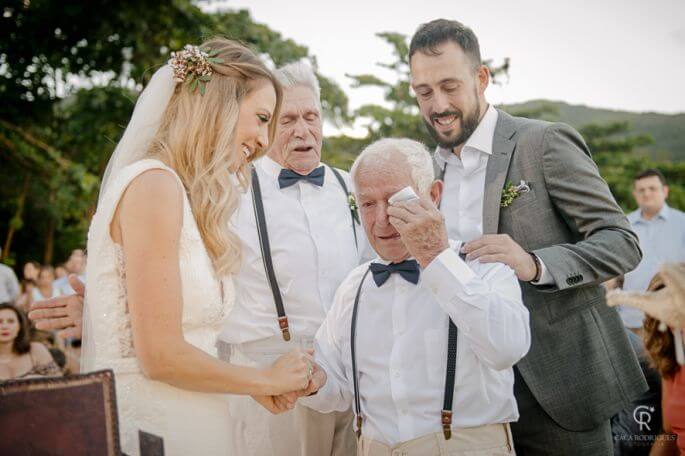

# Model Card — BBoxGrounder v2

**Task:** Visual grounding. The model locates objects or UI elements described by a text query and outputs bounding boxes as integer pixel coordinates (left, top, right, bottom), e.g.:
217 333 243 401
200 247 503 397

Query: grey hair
351 138 435 194
274 61 321 110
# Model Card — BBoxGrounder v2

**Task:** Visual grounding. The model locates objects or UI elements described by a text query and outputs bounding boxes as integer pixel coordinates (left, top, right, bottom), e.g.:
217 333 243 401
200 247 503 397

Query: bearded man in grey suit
408 19 648 455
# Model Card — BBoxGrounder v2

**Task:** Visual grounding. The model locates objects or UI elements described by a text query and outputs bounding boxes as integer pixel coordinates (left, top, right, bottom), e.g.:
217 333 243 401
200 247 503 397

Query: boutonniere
348 193 360 224
501 180 531 208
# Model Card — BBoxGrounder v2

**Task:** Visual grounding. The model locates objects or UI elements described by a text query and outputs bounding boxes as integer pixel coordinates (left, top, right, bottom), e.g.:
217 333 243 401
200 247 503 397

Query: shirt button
393 370 400 378
400 409 408 415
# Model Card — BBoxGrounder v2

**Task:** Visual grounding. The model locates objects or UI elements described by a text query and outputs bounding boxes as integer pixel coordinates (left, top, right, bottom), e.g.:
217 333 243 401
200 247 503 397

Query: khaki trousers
357 423 514 456
217 337 356 456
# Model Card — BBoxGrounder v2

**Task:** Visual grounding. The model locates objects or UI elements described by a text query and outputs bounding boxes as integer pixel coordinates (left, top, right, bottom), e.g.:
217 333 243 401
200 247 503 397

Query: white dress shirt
301 241 531 446
435 104 553 285
0 264 20 303
219 156 371 344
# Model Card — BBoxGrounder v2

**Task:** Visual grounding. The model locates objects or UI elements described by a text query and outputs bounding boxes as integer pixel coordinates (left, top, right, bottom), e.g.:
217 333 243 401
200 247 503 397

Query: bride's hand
254 359 327 414
265 348 313 395
251 395 291 414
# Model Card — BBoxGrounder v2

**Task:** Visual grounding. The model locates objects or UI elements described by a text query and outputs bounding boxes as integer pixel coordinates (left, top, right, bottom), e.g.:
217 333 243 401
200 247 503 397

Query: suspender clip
441 410 453 440
355 415 363 439
278 316 291 341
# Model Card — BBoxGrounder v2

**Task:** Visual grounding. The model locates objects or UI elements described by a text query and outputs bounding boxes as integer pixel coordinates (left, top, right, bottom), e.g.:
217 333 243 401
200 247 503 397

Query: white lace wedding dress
82 159 234 455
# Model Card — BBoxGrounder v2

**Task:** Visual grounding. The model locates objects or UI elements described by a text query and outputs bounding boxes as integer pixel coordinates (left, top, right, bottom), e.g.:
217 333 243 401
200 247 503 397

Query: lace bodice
82 159 234 374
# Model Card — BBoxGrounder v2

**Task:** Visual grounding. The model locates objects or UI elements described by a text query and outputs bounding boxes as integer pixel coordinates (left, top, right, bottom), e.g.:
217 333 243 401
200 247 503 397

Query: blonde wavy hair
147 37 282 276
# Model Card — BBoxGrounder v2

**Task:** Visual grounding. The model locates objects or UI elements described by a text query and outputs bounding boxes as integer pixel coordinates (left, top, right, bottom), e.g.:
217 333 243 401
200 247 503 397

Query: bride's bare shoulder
111 168 184 243
125 168 182 201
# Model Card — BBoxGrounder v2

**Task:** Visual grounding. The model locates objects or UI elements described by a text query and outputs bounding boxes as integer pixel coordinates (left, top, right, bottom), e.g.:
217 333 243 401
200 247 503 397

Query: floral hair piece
168 44 224 95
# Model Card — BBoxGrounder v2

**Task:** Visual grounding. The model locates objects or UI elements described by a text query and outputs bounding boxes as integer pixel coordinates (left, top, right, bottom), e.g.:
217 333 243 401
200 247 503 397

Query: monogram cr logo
633 405 655 431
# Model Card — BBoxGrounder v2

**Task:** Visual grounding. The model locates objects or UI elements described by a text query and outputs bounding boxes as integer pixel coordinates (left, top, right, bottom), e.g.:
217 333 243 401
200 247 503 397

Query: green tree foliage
510 105 685 211
0 1 348 266
580 123 685 212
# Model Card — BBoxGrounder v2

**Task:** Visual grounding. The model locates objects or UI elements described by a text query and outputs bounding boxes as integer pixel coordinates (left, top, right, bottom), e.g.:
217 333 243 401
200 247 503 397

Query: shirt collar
256 155 283 179
435 104 498 168
631 204 671 223
659 204 671 220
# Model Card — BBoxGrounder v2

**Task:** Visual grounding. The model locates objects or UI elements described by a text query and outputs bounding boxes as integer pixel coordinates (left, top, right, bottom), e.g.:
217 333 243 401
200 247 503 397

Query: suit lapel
482 110 517 234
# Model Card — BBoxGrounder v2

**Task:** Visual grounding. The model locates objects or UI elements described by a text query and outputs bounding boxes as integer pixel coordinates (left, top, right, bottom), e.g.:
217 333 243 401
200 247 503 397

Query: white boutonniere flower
348 193 360 224
501 180 531 208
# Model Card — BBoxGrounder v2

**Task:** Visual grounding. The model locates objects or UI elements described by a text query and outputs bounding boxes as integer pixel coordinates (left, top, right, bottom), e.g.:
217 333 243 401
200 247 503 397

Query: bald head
351 138 435 196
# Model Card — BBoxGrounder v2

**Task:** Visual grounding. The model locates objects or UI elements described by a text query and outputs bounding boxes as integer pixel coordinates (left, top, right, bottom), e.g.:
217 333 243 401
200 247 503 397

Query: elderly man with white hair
215 61 369 455
300 138 531 455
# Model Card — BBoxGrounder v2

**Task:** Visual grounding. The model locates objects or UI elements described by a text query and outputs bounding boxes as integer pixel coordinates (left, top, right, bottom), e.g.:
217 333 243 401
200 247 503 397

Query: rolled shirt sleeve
421 247 531 371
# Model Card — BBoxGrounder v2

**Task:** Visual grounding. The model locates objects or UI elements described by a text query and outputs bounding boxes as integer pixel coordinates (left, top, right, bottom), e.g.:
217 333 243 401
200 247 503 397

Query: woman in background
0 303 62 381
609 263 685 455
32 265 61 302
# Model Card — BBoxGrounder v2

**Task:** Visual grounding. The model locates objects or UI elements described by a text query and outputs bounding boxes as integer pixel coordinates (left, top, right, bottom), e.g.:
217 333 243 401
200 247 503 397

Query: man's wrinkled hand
302 359 326 396
260 361 327 414
252 395 291 414
386 195 449 268
28 275 85 339
462 234 537 281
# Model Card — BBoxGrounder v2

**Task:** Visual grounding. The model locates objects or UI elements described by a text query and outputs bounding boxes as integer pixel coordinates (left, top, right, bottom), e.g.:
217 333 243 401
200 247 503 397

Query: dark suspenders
350 249 466 441
251 167 291 341
250 165 357 341
436 157 456 438
350 268 371 437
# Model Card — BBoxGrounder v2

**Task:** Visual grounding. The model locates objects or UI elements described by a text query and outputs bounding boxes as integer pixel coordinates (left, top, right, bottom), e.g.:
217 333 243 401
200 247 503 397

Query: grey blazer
458 109 647 431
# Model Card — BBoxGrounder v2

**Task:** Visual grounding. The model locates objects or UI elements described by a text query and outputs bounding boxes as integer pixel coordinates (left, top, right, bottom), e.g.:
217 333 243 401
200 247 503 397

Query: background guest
0 263 20 305
53 249 86 296
15 261 41 311
54 264 68 281
609 264 685 455
22 261 40 282
14 279 35 313
32 266 60 302
0 303 62 381
606 274 664 455
620 170 685 331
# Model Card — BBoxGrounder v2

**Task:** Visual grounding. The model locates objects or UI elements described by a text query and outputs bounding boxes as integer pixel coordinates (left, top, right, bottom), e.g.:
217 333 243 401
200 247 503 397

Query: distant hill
499 100 685 161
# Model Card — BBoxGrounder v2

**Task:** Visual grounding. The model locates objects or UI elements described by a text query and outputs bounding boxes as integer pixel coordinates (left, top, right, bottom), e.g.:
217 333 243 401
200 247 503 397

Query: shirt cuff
298 376 336 412
531 257 555 286
422 247 487 310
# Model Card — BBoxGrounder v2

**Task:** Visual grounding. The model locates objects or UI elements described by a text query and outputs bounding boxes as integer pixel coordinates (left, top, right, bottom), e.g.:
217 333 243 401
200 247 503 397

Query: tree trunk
43 193 56 265
1 174 30 261
43 218 55 265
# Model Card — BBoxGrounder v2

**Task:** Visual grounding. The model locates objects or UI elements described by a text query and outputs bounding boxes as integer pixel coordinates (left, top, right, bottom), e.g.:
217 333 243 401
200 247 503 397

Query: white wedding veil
81 65 176 371
98 64 176 202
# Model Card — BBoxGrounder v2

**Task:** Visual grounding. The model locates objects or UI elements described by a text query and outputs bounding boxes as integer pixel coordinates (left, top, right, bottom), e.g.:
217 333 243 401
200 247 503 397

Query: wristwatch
528 252 542 283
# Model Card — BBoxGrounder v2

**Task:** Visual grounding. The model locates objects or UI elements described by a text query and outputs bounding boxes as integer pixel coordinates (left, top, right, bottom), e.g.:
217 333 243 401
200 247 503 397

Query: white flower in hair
168 44 224 95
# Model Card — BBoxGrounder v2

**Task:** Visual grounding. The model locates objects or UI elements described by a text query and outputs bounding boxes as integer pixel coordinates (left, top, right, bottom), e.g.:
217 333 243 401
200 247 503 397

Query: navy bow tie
278 166 325 189
369 260 420 287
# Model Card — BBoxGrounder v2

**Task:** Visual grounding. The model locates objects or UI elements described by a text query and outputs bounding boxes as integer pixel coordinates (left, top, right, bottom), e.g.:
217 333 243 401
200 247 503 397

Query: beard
423 96 481 150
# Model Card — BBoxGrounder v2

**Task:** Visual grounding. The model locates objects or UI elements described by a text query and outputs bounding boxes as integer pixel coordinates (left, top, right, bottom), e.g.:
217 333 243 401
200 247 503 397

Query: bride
82 38 313 455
